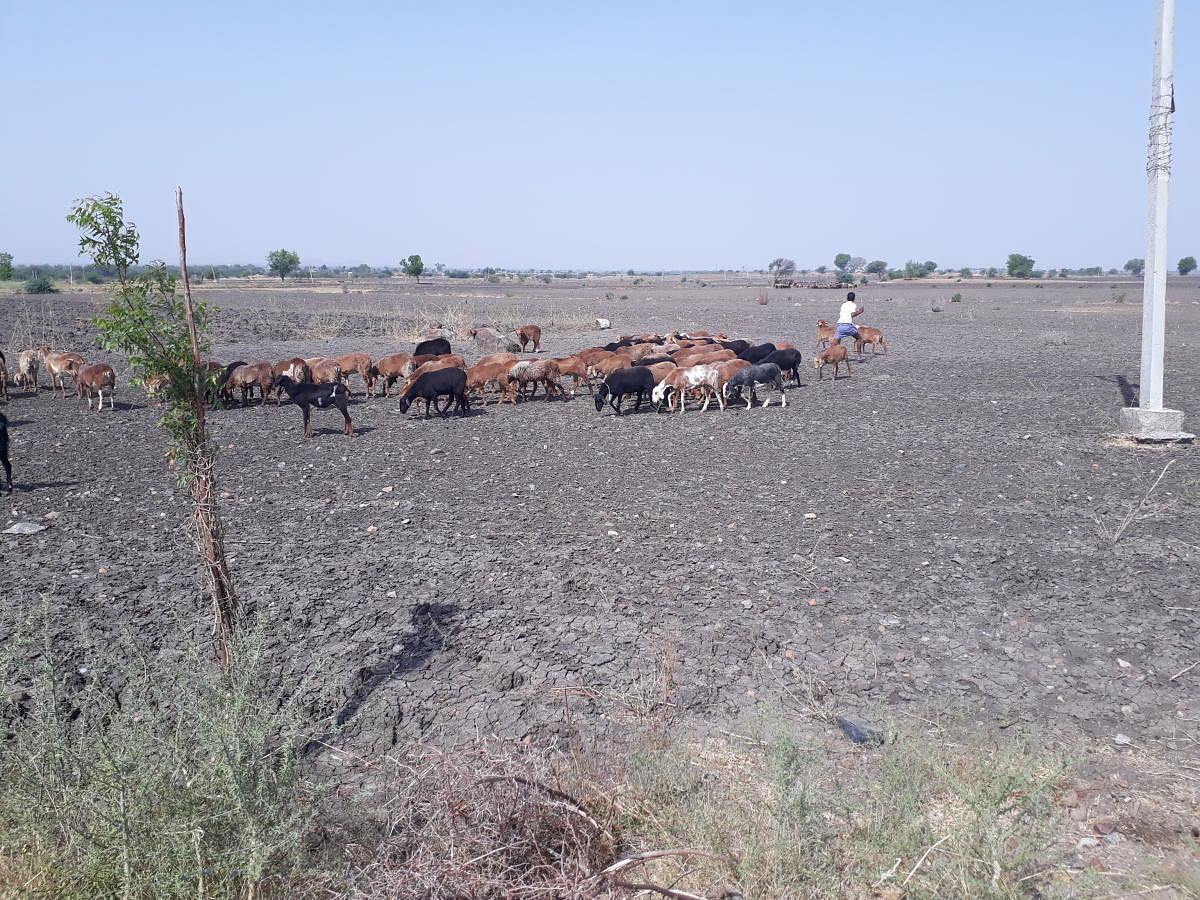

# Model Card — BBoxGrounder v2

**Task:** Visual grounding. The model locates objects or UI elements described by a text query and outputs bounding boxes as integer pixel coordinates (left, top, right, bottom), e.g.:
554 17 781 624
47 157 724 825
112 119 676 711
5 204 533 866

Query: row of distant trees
265 250 426 283
768 252 1197 285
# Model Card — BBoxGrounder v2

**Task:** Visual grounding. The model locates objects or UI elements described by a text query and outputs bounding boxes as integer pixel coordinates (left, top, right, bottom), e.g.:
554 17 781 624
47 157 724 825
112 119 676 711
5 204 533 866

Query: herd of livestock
0 317 889 440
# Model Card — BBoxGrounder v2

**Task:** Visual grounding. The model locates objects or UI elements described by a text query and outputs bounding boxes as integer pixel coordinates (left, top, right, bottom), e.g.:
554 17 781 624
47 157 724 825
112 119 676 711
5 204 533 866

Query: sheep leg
337 398 353 435
301 404 312 437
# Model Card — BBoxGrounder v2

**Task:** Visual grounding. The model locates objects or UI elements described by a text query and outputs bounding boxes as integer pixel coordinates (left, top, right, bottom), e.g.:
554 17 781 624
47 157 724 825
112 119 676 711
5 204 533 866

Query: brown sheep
814 344 851 380
587 355 631 380
644 361 678 384
854 326 888 358
15 350 40 395
674 348 735 368
517 324 543 353
37 347 84 398
576 347 616 368
466 360 517 406
553 356 593 396
404 354 465 383
269 358 310 403
714 359 751 395
228 362 275 406
305 357 343 385
816 320 836 349
73 363 116 411
374 353 413 397
336 352 375 397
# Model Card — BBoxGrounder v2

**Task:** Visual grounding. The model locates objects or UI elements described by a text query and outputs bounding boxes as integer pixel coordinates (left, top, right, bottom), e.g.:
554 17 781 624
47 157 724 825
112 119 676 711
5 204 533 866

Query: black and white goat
722 362 787 409
273 375 353 436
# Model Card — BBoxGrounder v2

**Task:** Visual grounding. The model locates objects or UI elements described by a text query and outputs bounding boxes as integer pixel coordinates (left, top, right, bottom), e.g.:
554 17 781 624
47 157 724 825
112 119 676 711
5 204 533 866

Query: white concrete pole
1138 0 1174 411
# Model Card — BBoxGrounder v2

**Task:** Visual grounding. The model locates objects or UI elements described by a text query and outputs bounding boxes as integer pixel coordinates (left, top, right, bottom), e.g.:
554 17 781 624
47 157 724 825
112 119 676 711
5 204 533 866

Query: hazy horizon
2 1 1197 272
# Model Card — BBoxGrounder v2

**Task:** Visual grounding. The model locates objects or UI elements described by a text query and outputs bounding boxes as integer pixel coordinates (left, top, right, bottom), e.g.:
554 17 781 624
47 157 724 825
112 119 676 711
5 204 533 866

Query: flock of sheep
0 318 890 438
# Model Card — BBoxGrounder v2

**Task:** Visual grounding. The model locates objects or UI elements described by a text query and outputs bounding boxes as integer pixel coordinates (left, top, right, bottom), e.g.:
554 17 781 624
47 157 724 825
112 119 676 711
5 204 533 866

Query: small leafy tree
68 191 238 667
847 256 866 273
1007 253 1035 278
23 274 58 294
1124 258 1145 277
903 260 925 279
267 249 300 282
1180 256 1197 276
768 257 796 286
0 251 12 280
959 267 972 278
402 254 425 283
923 261 938 275
834 253 852 272
865 260 887 275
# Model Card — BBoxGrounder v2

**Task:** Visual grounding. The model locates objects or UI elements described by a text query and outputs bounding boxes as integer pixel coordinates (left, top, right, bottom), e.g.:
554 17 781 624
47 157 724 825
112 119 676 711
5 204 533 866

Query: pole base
1118 407 1195 443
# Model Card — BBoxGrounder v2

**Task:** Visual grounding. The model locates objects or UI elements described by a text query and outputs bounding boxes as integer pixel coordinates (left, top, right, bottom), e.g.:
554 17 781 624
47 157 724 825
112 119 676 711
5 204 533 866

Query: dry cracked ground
3 279 1198 825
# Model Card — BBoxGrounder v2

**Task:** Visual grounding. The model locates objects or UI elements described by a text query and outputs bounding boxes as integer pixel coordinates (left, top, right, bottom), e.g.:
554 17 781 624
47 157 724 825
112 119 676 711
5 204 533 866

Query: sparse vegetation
0 251 12 280
951 292 962 302
22 273 57 294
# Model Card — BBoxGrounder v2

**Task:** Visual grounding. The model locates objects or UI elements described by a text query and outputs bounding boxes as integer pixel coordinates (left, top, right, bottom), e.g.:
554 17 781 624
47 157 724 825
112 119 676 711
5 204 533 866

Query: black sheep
761 348 803 383
0 412 11 494
633 355 672 366
273 375 353 437
718 339 750 354
594 367 654 416
413 337 451 357
723 362 787 409
397 367 469 419
738 342 777 364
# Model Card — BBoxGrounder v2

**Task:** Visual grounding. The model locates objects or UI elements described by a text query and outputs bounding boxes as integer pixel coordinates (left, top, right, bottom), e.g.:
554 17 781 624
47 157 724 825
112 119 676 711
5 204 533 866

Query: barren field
3 276 1199 762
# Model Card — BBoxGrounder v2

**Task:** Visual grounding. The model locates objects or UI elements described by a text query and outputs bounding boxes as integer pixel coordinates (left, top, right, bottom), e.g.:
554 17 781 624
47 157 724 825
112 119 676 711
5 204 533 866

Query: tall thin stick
176 187 238 668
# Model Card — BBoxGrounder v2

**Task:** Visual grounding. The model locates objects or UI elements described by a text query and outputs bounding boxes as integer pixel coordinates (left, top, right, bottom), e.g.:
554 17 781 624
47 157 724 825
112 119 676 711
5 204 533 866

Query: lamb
738 342 777 364
273 375 353 437
336 352 375 397
15 350 41 395
723 362 787 409
594 367 654 416
37 347 84 398
815 320 836 349
397 367 469 419
73 363 117 411
854 326 888 358
761 348 804 383
413 337 452 357
814 344 851 380
516 324 542 352
0 412 10 493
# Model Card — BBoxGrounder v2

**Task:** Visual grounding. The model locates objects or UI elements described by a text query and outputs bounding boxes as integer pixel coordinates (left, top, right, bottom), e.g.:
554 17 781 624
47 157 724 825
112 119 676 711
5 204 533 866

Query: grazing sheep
0 412 10 493
304 357 343 385
269 358 310 403
553 356 593 396
405 355 466 387
814 344 851 380
397 367 469 419
854 326 888 358
466 360 517 406
713 359 751 396
723 362 787 409
516 324 543 352
738 342 777 364
413 337 451 357
15 351 41 395
815 320 836 349
652 363 724 412
594 367 654 416
73 363 117 411
374 353 413 397
228 362 275 406
336 352 375 397
644 361 678 385
507 358 564 400
718 339 751 355
761 348 803 384
273 375 353 436
37 347 84 398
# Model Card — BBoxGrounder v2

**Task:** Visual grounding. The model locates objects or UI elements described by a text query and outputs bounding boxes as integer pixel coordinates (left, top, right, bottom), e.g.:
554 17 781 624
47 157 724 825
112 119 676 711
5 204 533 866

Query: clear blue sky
2 1 1196 271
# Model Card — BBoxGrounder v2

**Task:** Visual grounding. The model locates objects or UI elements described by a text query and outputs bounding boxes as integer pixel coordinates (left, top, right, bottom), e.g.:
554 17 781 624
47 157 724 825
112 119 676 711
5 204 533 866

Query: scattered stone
1113 733 1133 746
837 716 884 746
430 448 444 455
607 530 619 537
931 306 944 312
595 318 611 329
2 522 48 535
803 512 817 520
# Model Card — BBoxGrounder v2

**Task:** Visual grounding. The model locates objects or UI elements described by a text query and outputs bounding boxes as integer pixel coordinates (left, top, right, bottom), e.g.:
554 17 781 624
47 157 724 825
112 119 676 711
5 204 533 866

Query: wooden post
176 187 239 667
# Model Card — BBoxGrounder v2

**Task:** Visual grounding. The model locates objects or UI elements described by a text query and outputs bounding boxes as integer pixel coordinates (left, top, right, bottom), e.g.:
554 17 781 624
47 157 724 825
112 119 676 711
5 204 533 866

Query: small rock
1076 836 1100 849
1116 658 1131 668
1104 832 1122 845
741 599 753 609
382 485 393 493
595 318 611 329
366 525 378 534
803 512 817 520
931 306 944 312
2 522 48 535
607 529 619 537
1113 733 1133 746
430 448 444 455
837 716 884 746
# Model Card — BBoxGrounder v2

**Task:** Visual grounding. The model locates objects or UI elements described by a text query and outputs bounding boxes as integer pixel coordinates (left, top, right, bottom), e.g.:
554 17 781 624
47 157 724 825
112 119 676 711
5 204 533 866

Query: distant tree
1180 255 1197 276
903 260 925 278
1007 253 1035 278
922 260 938 275
626 268 635 276
834 253 852 272
815 265 828 274
0 251 12 280
986 267 999 278
434 262 445 276
1124 258 1145 277
959 267 972 278
267 249 300 282
847 256 866 273
768 257 796 286
865 260 887 275
402 254 425 283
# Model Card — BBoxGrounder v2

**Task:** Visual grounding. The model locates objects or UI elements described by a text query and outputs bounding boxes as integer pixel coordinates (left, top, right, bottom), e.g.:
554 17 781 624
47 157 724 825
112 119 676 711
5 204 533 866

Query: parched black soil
2 278 1198 757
